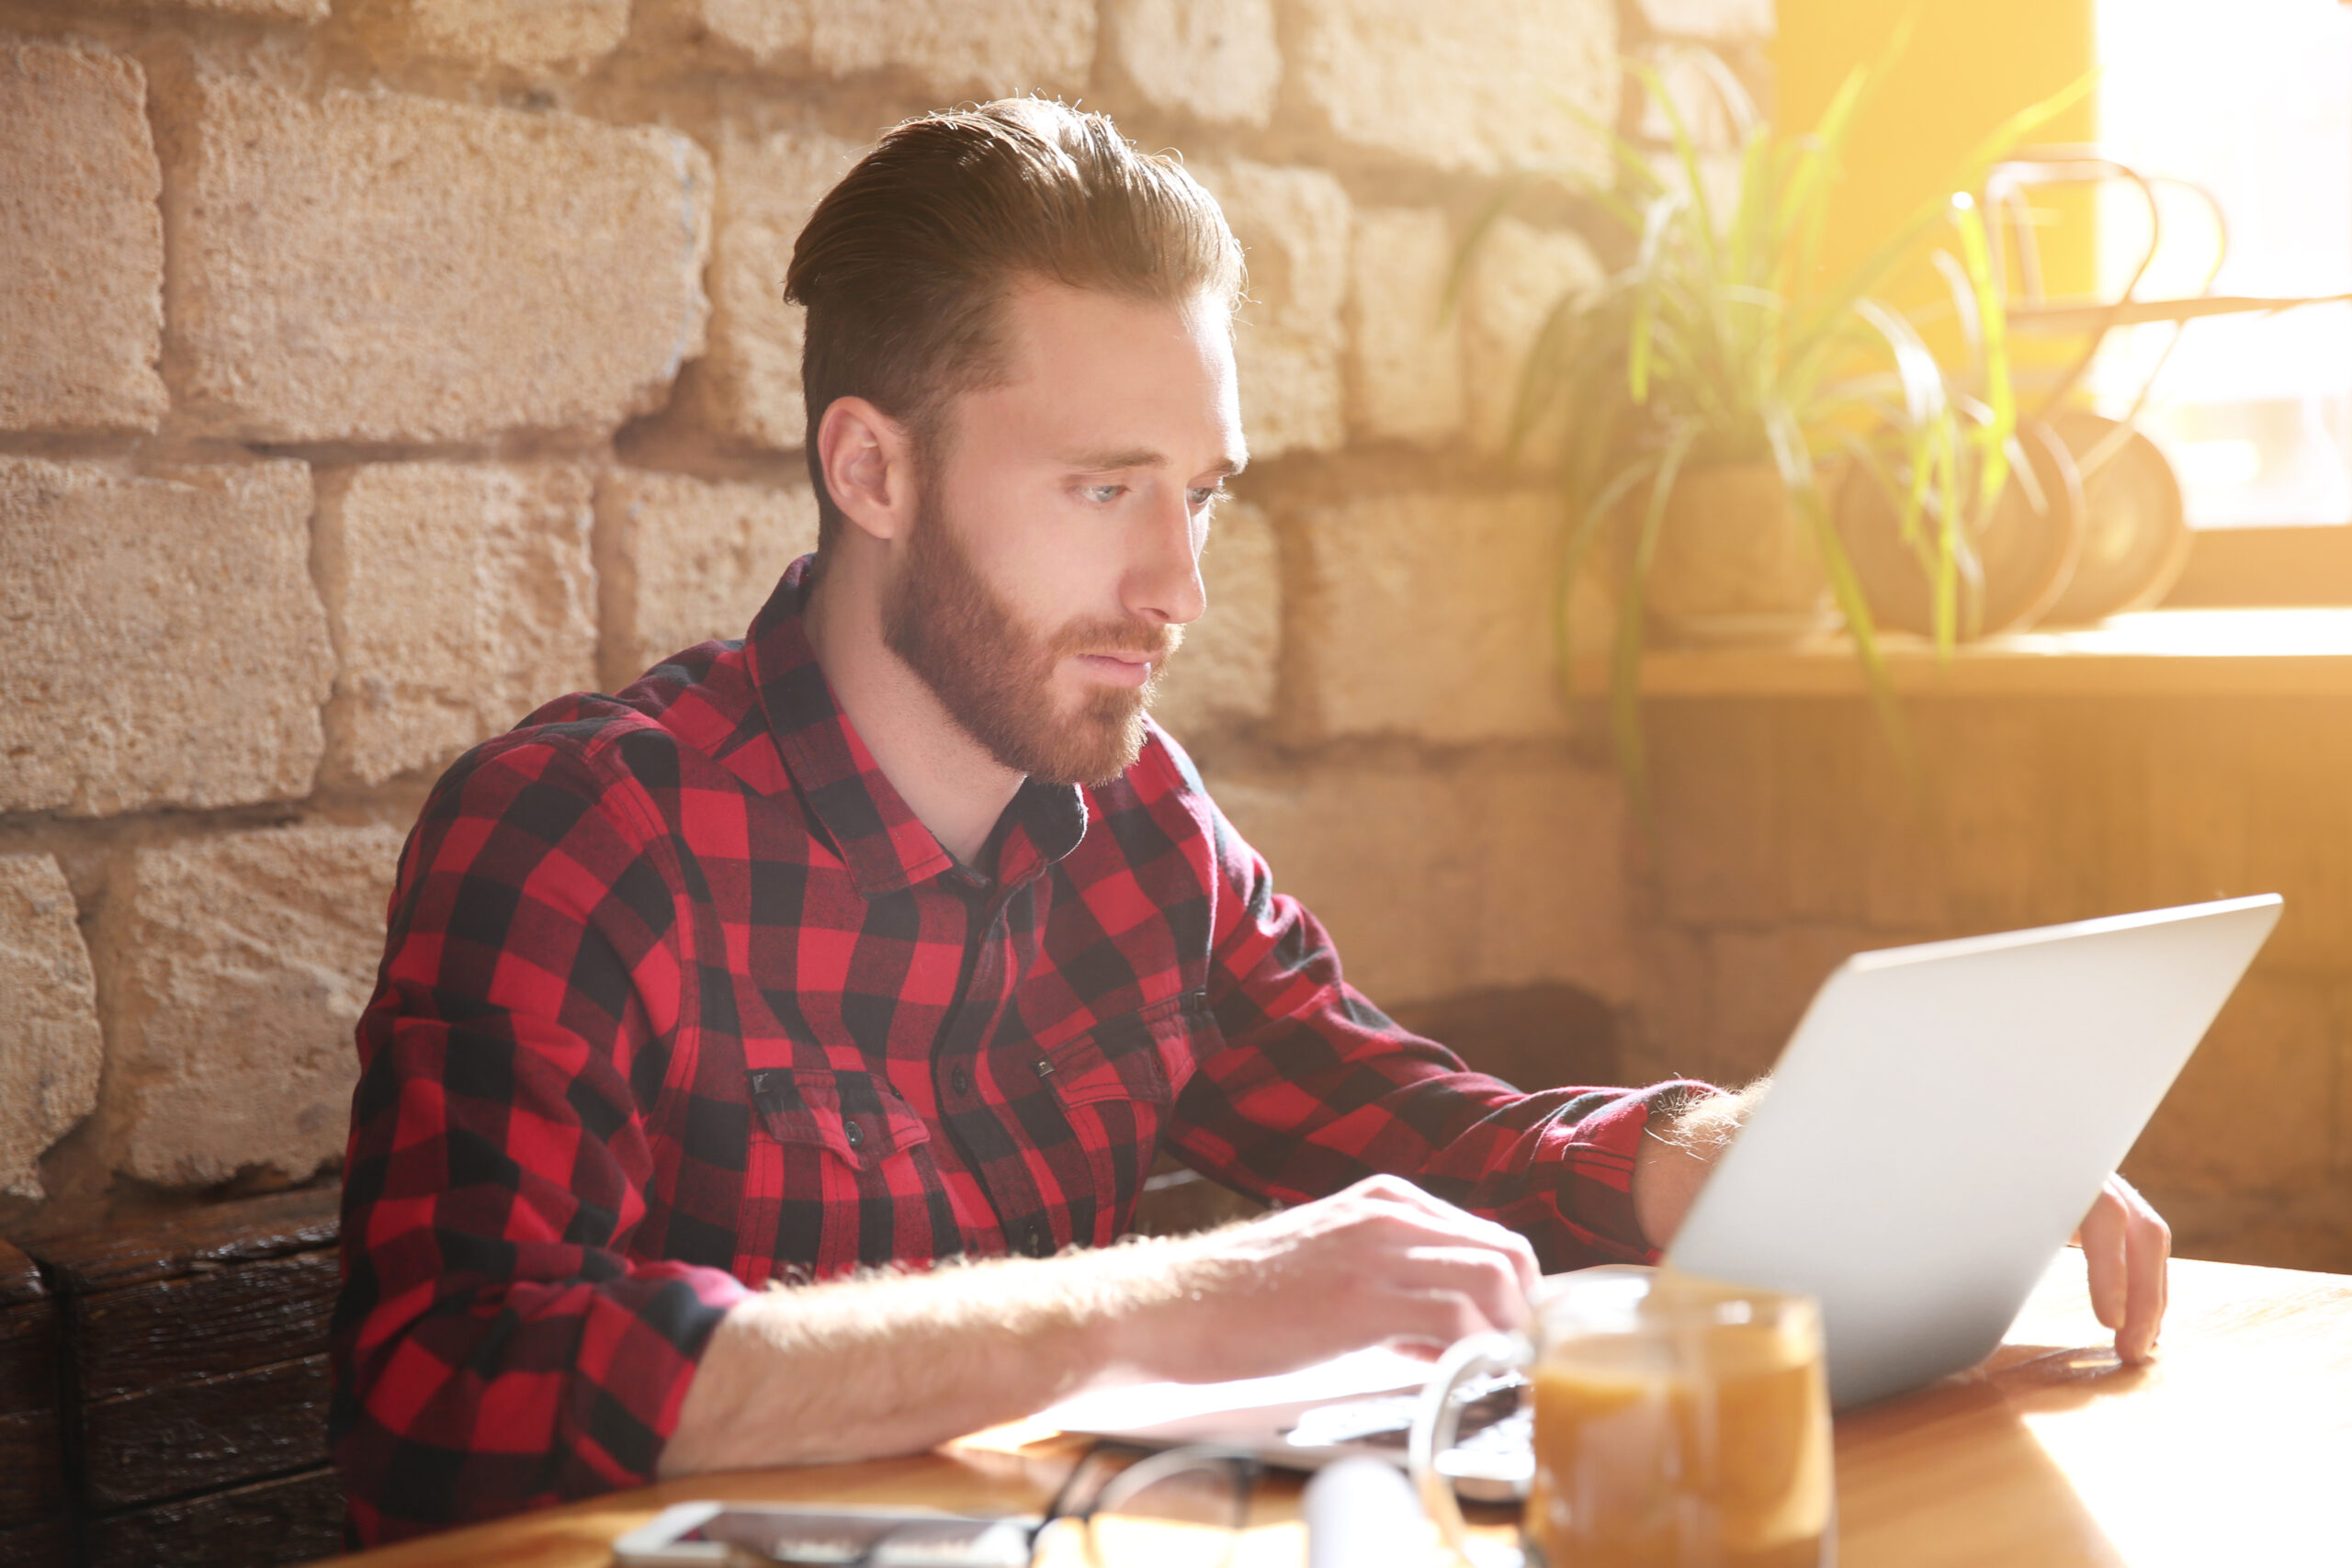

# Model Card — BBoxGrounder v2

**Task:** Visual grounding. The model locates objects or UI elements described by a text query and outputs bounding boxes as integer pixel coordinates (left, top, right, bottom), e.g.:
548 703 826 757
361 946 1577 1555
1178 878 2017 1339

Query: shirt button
1023 1221 1053 1257
843 1120 863 1148
952 1065 972 1097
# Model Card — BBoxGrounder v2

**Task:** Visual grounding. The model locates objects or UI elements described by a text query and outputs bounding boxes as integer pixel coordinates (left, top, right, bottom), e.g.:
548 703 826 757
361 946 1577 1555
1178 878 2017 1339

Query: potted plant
1464 39 2094 807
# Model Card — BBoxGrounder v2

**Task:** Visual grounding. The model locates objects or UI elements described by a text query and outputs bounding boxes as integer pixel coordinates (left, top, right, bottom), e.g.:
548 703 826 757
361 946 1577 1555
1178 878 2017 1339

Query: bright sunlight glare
2089 0 2352 527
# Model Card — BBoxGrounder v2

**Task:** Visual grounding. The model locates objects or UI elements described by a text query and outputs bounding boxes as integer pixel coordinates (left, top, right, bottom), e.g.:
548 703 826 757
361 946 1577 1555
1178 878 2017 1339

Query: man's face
882 280 1246 786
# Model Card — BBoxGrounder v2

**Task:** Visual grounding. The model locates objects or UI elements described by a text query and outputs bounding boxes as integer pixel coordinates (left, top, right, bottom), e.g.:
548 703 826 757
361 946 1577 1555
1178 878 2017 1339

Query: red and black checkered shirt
331 557 1699 1544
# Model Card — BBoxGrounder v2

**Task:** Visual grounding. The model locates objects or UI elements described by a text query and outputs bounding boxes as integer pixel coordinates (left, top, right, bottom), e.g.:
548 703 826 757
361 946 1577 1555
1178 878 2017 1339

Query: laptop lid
1667 894 2281 1408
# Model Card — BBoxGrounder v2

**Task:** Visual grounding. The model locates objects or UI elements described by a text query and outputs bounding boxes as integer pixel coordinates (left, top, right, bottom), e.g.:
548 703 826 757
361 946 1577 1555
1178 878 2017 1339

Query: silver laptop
1052 895 2281 1484
1669 892 2279 1407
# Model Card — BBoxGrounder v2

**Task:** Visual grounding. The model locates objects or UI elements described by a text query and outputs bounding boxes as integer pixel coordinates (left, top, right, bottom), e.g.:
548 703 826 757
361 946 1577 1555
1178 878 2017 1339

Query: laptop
1045 895 2283 1488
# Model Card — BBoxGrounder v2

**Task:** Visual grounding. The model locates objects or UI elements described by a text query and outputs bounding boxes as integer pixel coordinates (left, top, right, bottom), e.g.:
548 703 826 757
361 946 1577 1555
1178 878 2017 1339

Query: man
331 99 2170 1545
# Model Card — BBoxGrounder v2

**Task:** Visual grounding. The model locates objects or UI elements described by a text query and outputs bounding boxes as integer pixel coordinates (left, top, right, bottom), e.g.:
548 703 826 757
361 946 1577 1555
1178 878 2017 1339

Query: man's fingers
2079 1185 2128 1332
1388 1246 1533 1333
2077 1175 2171 1361
1366 1282 1509 1351
2114 1177 2170 1363
1340 1177 1542 1298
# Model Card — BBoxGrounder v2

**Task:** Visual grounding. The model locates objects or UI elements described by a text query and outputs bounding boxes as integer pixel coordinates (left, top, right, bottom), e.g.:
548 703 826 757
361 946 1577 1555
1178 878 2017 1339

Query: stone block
1634 0 1773 41
1105 0 1280 129
595 468 819 687
0 856 102 1200
686 127 865 453
2127 971 2335 1197
1151 501 1277 739
1208 758 1631 1010
323 463 599 787
1290 490 1566 742
689 0 1096 95
162 76 711 442
0 459 328 817
96 824 406 1189
85 0 327 16
1294 0 1617 177
809 0 1095 92
348 0 632 70
1194 162 1349 459
1346 207 1465 446
1463 217 1605 462
0 40 166 434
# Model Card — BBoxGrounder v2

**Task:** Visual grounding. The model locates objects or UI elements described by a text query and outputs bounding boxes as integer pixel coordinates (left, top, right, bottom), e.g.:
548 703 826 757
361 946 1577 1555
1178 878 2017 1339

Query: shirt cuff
644 1263 757 1452
1569 1078 1727 1264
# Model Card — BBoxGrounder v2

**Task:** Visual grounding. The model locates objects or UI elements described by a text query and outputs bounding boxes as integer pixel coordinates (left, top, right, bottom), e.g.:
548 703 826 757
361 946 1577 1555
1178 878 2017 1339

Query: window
2089 0 2352 531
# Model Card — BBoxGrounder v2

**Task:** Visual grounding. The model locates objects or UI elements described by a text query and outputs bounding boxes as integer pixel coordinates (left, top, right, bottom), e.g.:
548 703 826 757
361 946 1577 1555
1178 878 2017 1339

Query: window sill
1588 609 2352 698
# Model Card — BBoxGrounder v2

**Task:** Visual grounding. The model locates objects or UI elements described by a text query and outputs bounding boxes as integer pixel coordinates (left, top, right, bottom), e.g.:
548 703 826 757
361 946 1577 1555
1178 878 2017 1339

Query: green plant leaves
1452 18 2088 811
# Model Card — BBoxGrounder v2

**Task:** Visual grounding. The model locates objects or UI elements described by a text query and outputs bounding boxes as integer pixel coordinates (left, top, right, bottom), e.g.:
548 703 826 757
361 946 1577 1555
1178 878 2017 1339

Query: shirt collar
746 557 1090 898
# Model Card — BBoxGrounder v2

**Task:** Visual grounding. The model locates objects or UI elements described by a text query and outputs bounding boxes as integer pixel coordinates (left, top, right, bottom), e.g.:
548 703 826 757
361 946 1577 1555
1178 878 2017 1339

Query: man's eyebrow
1063 447 1250 479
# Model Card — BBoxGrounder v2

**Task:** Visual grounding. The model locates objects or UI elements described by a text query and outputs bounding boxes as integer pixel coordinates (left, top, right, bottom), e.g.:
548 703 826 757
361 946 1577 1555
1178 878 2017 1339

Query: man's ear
816 396 918 544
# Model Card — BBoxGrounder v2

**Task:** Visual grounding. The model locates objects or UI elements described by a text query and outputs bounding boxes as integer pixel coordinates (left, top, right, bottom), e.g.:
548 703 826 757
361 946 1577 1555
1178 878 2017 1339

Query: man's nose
1124 485 1209 626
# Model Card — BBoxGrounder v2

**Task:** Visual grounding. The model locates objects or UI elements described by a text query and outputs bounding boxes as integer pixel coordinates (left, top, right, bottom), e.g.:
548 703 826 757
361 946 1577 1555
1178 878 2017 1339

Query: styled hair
785 99 1245 553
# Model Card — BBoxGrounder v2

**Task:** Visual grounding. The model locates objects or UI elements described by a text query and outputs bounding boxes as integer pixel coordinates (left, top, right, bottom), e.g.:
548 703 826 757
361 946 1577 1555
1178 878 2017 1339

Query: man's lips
1071 652 1157 688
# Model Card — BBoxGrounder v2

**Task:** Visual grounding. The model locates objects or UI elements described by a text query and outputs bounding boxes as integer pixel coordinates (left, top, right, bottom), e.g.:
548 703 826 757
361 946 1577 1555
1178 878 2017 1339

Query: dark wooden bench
8 1187 345 1568
0 1241 69 1568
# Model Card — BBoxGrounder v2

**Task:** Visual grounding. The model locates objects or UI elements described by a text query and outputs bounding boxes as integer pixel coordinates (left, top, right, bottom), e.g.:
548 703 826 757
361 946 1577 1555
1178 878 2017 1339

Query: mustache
1047 617 1184 661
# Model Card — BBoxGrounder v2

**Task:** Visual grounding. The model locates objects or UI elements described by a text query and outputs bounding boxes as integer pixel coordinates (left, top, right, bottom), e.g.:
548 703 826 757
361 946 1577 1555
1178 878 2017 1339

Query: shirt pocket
746 1066 953 1280
1038 988 1217 1107
1034 990 1219 1242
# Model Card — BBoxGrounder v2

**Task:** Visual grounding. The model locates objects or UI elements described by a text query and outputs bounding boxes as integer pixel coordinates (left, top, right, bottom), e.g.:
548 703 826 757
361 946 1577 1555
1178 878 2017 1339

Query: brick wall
0 0 1771 1228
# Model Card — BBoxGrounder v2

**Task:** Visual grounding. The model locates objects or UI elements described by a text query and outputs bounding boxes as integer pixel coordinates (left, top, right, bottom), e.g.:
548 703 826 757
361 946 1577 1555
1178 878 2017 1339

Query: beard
880 492 1182 787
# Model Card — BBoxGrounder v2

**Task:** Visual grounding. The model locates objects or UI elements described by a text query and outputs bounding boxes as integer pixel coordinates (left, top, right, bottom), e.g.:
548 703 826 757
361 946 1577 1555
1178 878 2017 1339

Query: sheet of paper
1033 1346 1434 1435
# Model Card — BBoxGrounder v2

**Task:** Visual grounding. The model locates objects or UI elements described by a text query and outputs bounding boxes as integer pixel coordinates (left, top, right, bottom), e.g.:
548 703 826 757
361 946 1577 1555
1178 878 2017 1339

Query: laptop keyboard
1281 1372 1529 1457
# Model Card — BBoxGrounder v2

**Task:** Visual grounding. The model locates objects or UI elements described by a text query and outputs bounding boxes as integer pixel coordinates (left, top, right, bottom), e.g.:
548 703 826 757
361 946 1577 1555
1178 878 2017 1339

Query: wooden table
325 1253 2352 1568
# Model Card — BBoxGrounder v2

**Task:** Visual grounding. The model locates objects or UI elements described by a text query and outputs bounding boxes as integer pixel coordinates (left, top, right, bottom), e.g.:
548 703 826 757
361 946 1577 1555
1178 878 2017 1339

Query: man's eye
1080 484 1125 504
1187 485 1225 510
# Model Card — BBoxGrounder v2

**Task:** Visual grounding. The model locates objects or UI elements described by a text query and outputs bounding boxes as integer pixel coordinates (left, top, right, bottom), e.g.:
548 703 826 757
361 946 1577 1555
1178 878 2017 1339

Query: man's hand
1106 1174 1542 1383
2074 1172 2170 1363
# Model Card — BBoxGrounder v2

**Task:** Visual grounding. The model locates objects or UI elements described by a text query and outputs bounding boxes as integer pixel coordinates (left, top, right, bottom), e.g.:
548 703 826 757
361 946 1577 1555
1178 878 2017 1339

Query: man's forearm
657 1172 1551 1478
656 1241 1190 1478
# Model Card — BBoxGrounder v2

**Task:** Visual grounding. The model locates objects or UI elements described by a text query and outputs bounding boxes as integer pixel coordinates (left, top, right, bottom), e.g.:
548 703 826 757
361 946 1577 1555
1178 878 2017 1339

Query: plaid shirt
332 557 1697 1545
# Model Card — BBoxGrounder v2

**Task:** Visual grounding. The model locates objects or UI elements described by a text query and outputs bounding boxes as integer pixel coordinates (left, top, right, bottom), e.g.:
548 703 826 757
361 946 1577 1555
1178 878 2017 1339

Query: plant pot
1833 420 2086 639
1636 460 1836 645
2036 410 2190 626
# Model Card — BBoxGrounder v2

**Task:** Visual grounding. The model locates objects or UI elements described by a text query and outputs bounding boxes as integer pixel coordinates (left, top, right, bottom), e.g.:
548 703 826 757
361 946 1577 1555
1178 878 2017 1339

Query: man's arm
1142 743 1710 1271
1632 1080 2173 1363
334 736 752 1544
660 1173 1538 1475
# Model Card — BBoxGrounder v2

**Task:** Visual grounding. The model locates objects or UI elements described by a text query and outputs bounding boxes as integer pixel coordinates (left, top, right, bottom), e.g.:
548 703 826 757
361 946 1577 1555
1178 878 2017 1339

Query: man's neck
800 562 1025 871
